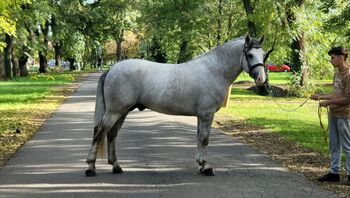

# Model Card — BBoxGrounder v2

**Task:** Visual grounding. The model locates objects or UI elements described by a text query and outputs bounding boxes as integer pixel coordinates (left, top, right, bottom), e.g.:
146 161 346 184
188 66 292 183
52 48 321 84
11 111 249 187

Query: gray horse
85 36 266 176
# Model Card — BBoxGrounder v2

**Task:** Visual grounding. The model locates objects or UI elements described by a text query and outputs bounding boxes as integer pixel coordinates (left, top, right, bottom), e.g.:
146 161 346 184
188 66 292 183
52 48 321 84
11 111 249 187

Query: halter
243 45 265 79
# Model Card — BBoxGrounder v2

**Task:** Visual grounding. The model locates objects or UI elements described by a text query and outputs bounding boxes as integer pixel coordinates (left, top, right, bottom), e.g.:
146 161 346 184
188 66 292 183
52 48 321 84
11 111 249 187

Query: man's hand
319 100 329 107
311 94 320 101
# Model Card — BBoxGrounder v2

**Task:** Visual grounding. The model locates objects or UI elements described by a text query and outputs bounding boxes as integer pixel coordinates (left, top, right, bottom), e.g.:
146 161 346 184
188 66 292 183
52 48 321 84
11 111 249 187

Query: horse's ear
259 36 265 45
245 35 251 45
244 35 251 49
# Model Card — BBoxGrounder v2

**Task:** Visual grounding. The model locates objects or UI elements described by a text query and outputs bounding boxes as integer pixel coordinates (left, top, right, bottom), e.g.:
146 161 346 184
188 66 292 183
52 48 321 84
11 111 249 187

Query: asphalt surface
0 73 338 198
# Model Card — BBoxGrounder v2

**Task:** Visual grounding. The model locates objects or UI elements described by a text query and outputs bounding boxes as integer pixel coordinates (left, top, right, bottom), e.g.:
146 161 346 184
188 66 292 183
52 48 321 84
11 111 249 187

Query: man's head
328 47 348 68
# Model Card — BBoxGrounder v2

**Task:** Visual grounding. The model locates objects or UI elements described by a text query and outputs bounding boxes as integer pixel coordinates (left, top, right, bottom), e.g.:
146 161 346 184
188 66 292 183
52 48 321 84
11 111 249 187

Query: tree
0 0 32 79
50 0 87 70
14 2 39 77
98 0 135 62
139 0 206 63
242 0 257 37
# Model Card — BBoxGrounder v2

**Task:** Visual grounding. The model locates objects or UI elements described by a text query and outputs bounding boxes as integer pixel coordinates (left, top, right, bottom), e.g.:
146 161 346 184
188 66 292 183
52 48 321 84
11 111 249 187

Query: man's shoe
317 173 340 182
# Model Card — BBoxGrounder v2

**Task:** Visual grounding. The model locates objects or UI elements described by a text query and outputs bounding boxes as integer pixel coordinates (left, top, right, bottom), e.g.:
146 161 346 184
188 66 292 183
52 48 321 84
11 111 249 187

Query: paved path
0 73 338 198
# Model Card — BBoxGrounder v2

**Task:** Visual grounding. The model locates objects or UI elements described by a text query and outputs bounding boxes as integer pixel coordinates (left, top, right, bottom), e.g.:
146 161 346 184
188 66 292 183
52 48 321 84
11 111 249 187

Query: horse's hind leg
195 113 215 176
107 113 127 174
85 112 121 177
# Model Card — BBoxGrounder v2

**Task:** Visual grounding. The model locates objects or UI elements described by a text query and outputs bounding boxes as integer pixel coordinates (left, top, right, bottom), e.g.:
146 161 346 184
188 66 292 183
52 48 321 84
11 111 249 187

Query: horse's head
242 35 266 87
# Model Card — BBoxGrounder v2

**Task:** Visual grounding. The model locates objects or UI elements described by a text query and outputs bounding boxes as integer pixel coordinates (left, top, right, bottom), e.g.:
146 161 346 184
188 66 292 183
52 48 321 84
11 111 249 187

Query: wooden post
221 85 232 108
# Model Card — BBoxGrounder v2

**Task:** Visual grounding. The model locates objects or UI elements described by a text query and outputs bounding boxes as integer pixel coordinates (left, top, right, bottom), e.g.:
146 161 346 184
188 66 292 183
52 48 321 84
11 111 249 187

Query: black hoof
85 169 96 177
112 165 123 174
200 167 215 176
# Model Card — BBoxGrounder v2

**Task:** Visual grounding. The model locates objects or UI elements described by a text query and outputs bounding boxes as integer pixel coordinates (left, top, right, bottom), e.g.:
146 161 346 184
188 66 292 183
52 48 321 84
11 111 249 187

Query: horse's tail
94 70 109 159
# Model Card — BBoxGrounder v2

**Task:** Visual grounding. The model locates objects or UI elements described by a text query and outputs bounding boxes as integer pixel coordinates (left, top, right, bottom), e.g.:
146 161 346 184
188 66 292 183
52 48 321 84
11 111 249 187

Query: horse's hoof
200 167 215 176
112 164 123 174
85 169 96 177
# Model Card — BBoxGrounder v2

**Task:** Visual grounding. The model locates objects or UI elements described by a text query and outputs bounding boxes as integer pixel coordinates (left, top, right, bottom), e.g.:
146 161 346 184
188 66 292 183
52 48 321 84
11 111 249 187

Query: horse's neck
195 41 244 86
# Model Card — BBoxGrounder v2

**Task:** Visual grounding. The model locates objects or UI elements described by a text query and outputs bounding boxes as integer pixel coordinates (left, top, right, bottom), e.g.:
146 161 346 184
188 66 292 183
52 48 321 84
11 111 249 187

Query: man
311 47 350 185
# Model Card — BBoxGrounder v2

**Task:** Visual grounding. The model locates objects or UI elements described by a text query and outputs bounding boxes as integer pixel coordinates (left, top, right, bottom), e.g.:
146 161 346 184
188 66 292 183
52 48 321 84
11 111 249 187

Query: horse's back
104 59 224 116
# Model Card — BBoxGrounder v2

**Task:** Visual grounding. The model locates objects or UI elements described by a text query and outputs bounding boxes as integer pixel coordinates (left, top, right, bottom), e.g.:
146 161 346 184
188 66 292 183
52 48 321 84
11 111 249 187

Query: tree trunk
221 85 232 108
39 52 48 73
54 43 61 67
115 30 124 62
38 21 50 73
116 39 122 62
177 40 192 64
38 55 48 73
0 53 5 80
297 33 307 86
68 58 76 71
18 55 29 77
242 0 256 36
11 56 18 78
38 53 48 73
287 0 307 86
149 38 167 63
4 34 13 79
226 2 233 41
216 0 223 46
11 43 18 78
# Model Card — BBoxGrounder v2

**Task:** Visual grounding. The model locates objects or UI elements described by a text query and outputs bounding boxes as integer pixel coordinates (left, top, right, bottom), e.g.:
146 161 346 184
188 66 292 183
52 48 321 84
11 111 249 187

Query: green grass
218 72 332 155
0 74 75 104
0 72 86 166
0 73 81 135
236 72 292 85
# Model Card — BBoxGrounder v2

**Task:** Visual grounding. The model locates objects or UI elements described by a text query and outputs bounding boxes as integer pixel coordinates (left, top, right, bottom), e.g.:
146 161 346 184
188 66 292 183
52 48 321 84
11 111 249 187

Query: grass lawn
217 71 332 155
236 71 292 85
0 72 87 166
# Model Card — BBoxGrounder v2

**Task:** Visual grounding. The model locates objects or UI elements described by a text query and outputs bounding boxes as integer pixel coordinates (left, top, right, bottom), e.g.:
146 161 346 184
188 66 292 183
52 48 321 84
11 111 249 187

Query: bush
287 73 317 97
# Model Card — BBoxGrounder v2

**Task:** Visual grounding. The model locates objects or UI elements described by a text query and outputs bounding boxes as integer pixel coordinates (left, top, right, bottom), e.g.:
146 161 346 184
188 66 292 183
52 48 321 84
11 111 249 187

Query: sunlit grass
0 73 82 132
218 73 333 155
236 72 292 85
0 72 85 165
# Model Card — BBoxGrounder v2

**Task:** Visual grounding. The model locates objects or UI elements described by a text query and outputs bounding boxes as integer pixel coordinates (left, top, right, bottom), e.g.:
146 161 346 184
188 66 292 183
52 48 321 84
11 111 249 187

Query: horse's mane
188 37 244 63
210 37 244 54
185 36 261 65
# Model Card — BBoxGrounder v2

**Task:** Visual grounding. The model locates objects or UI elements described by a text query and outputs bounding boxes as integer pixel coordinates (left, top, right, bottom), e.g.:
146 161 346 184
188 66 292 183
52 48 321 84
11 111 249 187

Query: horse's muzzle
255 76 265 87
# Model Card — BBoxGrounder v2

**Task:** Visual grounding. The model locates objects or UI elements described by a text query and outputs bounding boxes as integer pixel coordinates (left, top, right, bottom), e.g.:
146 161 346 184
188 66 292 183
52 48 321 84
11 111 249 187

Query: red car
267 64 291 72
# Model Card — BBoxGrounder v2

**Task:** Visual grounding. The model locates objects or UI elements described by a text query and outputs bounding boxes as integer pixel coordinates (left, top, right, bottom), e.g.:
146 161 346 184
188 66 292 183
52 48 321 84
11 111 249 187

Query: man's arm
310 93 334 101
319 96 350 107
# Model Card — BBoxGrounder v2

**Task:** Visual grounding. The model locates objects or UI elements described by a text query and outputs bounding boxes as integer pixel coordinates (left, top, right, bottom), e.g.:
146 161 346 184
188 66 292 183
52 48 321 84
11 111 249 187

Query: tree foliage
0 0 349 82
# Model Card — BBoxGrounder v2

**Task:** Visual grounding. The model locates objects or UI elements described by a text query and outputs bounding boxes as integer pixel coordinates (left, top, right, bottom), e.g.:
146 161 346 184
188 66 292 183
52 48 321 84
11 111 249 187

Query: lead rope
264 83 310 112
318 105 329 144
264 82 328 143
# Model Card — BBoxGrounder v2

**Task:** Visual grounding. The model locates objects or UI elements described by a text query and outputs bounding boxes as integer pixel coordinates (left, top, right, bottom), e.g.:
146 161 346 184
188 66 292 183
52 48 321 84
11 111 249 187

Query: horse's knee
201 137 209 146
198 132 209 146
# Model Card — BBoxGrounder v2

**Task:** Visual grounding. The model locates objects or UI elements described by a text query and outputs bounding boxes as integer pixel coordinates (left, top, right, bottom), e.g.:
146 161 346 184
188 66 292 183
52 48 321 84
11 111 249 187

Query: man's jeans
329 115 350 175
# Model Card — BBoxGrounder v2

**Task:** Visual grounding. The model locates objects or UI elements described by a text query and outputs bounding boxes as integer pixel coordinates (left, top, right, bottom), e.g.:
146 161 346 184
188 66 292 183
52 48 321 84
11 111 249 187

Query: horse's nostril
256 77 264 86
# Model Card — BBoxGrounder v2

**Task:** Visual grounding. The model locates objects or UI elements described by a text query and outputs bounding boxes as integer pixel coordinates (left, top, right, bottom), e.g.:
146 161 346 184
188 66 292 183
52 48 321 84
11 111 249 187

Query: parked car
267 64 291 72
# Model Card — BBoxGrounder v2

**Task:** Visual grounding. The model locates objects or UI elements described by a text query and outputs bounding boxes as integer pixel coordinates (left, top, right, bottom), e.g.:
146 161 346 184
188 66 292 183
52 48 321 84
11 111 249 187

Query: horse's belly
145 101 197 116
150 108 196 116
141 94 197 116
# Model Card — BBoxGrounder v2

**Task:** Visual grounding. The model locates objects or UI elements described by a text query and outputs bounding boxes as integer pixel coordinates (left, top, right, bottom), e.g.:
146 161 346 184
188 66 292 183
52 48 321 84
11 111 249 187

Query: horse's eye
248 54 253 59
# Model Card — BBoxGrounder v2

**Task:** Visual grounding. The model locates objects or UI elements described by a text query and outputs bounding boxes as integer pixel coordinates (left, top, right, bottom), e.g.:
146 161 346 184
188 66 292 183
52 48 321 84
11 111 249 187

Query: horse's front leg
195 114 215 176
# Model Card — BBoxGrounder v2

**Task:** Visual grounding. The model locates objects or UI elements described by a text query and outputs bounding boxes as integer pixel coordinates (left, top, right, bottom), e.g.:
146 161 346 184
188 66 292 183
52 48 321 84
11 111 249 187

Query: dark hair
328 46 348 60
